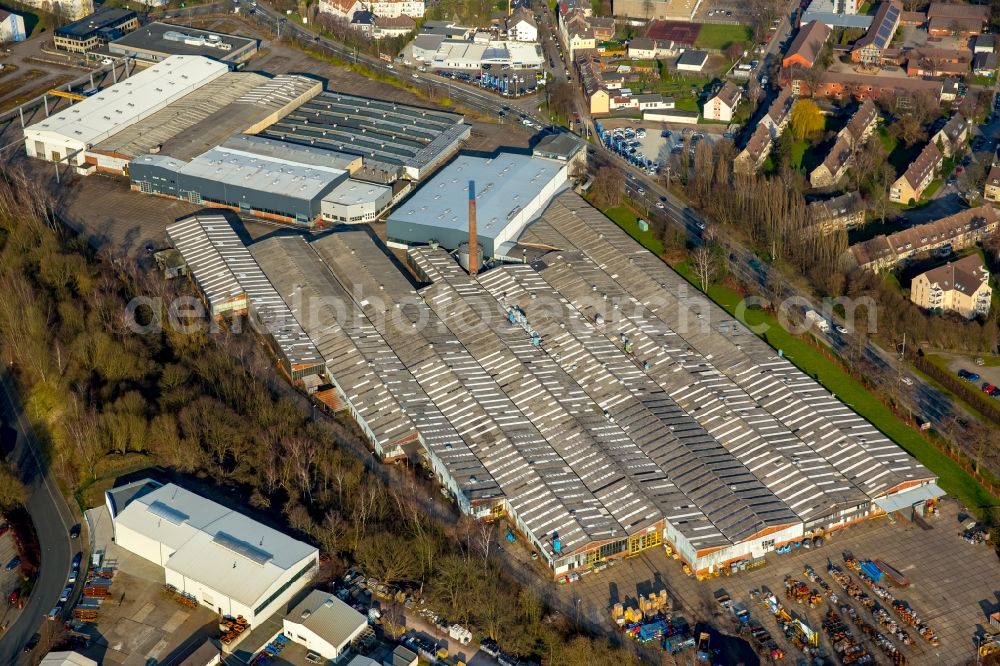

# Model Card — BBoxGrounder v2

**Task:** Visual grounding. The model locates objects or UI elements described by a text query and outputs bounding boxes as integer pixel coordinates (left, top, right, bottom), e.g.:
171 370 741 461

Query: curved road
0 371 73 664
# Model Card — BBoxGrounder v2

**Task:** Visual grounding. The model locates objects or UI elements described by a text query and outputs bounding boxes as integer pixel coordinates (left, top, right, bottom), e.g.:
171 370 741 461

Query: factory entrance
628 531 662 557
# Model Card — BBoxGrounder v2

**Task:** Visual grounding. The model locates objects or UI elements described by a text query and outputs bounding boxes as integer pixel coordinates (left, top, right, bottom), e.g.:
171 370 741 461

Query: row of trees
0 169 644 662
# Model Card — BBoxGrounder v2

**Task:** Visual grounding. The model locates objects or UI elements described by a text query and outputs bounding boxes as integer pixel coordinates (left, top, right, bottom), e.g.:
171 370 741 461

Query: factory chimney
468 180 478 277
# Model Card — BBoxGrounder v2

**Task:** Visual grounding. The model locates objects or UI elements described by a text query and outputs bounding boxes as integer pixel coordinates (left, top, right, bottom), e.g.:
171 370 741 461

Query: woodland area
0 172 643 665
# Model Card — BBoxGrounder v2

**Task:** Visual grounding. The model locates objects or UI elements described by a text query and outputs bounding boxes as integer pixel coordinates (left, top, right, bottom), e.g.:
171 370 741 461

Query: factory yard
562 497 999 666
72 505 218 665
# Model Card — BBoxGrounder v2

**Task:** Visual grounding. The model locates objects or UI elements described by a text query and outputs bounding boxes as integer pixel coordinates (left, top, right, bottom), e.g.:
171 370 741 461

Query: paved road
0 371 74 664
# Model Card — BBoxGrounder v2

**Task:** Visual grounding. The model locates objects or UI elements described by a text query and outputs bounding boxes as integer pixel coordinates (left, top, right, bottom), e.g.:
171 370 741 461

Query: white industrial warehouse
23 55 228 169
106 480 319 625
386 152 569 255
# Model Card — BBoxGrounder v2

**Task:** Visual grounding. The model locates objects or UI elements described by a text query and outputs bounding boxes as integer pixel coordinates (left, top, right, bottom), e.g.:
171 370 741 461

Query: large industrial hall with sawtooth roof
166 190 941 579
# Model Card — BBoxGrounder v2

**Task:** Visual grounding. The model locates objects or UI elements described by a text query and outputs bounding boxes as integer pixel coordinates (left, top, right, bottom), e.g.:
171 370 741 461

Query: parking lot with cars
597 119 721 175
0 520 22 633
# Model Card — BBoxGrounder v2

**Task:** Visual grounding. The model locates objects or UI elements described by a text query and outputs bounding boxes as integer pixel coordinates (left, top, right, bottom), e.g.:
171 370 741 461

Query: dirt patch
0 73 74 113
0 68 45 100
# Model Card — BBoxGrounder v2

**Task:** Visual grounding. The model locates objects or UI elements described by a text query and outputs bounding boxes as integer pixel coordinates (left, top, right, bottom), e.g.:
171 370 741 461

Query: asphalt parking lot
554 498 1000 666
600 118 721 165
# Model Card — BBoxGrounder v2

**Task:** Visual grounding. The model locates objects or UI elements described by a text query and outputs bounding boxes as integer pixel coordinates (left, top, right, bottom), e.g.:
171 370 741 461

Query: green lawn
675 98 700 113
603 205 665 255
790 140 809 170
668 259 999 515
921 179 943 200
693 23 752 50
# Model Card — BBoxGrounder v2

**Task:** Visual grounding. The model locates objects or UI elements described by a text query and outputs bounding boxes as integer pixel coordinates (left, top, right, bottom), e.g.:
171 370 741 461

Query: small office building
109 22 259 65
53 7 138 53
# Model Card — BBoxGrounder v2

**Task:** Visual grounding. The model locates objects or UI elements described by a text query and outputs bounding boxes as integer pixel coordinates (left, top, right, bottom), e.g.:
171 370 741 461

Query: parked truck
804 309 830 333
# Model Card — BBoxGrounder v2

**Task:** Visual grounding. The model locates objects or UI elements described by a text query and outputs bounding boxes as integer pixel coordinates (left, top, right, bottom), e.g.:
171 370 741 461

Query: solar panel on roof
212 531 273 565
147 500 189 525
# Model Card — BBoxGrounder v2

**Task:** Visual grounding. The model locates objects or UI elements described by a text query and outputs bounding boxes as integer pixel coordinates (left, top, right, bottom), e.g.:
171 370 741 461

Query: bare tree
691 245 717 292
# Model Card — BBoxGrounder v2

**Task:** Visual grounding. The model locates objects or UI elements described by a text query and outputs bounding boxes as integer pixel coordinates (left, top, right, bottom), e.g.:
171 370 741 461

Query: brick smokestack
468 180 478 277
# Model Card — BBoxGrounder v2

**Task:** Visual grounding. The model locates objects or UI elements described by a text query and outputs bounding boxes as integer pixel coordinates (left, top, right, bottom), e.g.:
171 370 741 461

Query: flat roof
322 179 391 206
111 481 317 607
110 21 256 58
26 55 228 148
170 143 347 201
387 153 565 239
55 6 135 38
260 90 469 173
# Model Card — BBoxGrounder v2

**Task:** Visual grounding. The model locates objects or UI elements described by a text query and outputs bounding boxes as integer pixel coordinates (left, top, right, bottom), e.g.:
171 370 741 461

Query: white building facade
107 480 319 626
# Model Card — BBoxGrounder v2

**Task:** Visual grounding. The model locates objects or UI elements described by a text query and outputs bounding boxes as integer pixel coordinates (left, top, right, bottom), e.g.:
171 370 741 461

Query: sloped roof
917 253 989 296
900 141 942 189
784 20 831 66
711 81 742 108
842 98 878 144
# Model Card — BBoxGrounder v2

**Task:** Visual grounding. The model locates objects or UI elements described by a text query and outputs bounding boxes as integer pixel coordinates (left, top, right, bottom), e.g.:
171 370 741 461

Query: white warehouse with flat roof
106 480 318 626
386 152 568 256
24 55 228 169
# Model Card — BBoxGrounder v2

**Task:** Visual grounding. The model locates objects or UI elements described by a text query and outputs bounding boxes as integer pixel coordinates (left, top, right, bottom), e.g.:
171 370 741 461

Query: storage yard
563 498 1000 666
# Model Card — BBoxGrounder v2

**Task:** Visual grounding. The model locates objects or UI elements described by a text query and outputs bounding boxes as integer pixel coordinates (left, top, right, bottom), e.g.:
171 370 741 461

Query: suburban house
785 68 944 101
838 98 880 147
366 0 425 17
636 93 673 111
805 191 866 235
910 254 992 318
782 20 831 69
705 82 742 122
565 17 596 55
850 0 902 65
627 36 675 58
734 124 774 174
676 49 709 72
929 114 969 158
890 141 942 203
905 47 971 77
589 16 615 40
507 7 538 42
973 34 995 53
985 165 1000 202
320 0 363 19
926 1 989 36
973 52 998 75
350 10 375 34
810 137 854 188
761 88 795 138
851 206 998 271
374 14 416 37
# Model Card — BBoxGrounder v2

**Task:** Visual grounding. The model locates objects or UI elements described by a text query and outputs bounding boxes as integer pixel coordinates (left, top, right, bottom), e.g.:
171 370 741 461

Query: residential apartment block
910 254 992 318
890 141 942 203
705 82 742 122
851 206 998 271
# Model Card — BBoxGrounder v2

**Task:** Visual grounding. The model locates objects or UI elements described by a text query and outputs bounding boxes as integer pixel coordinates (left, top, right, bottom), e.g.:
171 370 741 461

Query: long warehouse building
24 55 228 169
168 194 941 578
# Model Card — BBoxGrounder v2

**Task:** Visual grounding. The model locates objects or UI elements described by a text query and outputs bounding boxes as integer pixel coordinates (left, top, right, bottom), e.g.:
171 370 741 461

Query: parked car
71 552 82 570
47 605 62 620
24 633 40 653
69 524 80 539
59 586 73 603
901 376 914 386
835 325 848 334
982 383 997 394
67 569 78 585
4 556 20 571
0 522 8 538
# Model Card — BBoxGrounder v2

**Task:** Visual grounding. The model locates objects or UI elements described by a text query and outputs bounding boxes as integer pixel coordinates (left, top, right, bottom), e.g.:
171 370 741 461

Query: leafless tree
691 245 717 292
